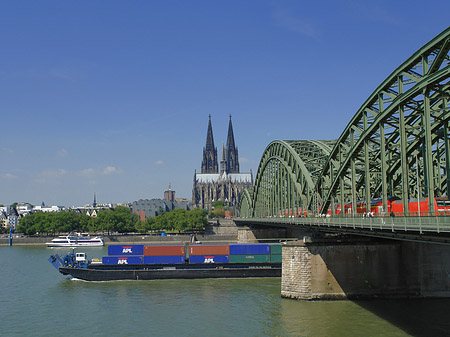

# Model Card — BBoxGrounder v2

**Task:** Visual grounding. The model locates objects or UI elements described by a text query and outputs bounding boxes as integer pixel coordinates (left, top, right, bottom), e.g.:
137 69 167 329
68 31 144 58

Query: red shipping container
144 245 185 256
189 244 229 256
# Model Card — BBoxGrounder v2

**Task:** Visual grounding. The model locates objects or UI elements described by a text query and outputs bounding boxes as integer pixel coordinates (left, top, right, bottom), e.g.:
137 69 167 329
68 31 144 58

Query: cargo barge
49 243 282 281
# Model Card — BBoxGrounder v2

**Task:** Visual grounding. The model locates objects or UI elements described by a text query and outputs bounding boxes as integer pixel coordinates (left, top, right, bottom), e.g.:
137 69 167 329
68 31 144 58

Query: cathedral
192 115 253 211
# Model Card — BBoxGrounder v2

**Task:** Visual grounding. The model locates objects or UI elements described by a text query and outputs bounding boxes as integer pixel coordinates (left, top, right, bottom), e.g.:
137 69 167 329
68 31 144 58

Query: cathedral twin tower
202 115 239 174
193 115 253 210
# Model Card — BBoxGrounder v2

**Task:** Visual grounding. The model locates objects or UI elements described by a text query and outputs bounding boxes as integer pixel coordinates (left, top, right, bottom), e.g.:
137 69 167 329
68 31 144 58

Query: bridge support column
237 226 312 243
237 226 288 242
281 240 450 300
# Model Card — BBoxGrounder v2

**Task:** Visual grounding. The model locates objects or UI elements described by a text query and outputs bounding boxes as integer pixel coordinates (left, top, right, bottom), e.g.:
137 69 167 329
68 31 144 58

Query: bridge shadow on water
354 298 450 337
301 238 450 336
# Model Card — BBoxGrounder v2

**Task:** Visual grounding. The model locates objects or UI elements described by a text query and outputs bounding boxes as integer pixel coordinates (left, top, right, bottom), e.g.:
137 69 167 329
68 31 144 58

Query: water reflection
356 299 450 337
279 298 407 336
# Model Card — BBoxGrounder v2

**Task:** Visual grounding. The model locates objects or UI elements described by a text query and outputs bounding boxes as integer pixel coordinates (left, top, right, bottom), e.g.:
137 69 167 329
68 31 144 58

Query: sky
1 0 449 207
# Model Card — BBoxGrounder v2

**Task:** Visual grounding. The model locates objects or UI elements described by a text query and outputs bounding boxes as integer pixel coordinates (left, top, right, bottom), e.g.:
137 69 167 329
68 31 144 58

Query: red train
273 197 450 218
335 197 450 216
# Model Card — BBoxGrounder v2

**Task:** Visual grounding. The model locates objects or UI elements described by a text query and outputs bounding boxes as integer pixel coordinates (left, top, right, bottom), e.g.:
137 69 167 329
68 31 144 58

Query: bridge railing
237 214 450 234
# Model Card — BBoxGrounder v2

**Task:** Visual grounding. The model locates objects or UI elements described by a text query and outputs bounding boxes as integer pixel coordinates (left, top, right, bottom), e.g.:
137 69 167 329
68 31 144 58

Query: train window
436 199 450 207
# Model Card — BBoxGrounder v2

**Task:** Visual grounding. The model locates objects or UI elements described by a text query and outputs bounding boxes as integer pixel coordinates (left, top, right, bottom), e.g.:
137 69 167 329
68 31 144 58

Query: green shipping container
270 244 282 255
270 254 282 263
229 254 271 263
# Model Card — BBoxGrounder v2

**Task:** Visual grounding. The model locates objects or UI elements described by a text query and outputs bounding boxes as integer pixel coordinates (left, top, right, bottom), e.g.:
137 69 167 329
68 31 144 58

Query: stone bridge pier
236 224 312 243
281 239 450 300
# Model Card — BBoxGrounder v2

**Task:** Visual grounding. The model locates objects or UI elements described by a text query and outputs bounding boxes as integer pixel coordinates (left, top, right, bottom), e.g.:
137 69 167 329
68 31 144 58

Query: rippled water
1 246 449 336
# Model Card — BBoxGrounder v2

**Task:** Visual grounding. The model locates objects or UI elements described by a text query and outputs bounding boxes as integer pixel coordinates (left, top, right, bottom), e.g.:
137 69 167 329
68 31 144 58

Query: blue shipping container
143 256 186 264
189 255 229 264
108 245 144 255
229 244 270 255
102 256 143 265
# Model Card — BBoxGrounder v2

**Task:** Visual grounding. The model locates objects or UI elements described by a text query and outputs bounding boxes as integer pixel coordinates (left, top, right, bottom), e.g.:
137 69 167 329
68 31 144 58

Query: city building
0 206 18 230
0 211 8 228
132 198 191 221
32 202 64 213
15 203 33 216
132 186 192 221
164 185 176 202
192 115 253 210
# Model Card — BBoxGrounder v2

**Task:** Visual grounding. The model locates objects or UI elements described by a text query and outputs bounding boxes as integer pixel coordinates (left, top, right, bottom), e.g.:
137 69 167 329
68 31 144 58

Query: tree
210 208 225 218
211 200 224 209
142 208 207 233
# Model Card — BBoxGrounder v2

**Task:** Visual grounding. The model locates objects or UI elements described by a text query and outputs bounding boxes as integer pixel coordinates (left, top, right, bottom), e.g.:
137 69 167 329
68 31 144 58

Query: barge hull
59 264 281 281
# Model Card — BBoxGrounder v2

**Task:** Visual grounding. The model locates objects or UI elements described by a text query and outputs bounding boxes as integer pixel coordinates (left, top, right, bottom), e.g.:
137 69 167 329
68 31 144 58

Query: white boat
46 233 104 247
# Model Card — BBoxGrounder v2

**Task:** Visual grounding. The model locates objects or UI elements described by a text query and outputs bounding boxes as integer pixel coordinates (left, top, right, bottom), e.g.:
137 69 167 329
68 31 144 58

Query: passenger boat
48 243 282 281
46 233 104 247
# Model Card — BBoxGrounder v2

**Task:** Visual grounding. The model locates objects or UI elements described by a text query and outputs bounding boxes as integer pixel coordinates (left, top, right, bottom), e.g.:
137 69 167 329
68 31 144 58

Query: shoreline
0 234 238 246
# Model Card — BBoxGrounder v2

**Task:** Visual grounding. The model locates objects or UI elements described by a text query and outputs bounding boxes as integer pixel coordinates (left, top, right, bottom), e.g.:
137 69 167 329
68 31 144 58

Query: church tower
223 115 240 173
193 115 253 210
201 115 218 173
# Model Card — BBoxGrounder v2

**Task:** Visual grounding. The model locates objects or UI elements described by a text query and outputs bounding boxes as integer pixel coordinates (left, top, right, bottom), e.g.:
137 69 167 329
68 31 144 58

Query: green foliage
211 200 224 209
16 207 138 235
15 206 206 235
144 208 207 232
209 208 225 218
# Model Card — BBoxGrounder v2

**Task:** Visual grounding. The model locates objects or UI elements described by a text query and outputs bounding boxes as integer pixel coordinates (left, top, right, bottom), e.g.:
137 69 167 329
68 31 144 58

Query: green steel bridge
237 26 450 244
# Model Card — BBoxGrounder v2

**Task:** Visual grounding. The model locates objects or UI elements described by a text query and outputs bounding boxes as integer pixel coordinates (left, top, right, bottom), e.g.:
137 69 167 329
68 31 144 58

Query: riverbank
0 233 238 246
1 219 241 246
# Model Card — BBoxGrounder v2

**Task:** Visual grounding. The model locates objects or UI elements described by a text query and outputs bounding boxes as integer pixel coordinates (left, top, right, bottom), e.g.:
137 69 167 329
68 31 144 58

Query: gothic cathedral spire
201 115 219 173
224 115 239 173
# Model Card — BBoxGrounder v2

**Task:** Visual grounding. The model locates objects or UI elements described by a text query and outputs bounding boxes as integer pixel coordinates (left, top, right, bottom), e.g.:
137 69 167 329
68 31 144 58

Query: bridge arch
241 26 450 217
250 140 334 217
318 26 450 215
238 189 253 218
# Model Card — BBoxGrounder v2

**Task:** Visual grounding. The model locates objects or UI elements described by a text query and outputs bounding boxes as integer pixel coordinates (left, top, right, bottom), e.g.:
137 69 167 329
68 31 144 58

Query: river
1 246 450 336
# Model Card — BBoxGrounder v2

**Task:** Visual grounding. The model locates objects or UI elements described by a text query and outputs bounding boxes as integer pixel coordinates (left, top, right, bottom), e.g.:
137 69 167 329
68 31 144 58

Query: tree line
16 206 207 236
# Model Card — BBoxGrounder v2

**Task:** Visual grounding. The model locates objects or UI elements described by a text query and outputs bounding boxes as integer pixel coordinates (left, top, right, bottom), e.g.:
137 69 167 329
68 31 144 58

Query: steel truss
240 27 450 218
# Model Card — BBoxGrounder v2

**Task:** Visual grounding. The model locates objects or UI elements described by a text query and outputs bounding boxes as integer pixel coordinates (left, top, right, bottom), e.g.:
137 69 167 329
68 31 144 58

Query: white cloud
103 166 123 175
80 168 96 176
57 148 68 157
80 166 123 177
3 173 17 179
155 160 164 165
40 169 68 177
1 148 14 154
34 169 68 183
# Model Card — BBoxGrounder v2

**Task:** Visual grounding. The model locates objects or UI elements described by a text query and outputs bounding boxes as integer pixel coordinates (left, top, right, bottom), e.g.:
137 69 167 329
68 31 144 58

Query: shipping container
102 256 143 265
143 255 186 264
189 255 229 264
269 244 282 255
189 244 230 256
270 254 282 263
144 245 185 256
108 245 144 256
229 254 271 263
229 244 270 255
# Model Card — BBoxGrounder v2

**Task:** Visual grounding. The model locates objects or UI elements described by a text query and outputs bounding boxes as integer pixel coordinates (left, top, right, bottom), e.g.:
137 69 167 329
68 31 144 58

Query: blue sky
1 0 449 207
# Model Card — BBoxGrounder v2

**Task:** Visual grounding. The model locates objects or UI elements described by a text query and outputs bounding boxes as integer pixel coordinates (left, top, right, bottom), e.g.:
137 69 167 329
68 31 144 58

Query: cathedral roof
195 172 252 183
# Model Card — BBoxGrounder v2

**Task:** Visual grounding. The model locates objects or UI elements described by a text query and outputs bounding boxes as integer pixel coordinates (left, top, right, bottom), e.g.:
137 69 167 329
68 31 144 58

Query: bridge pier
237 225 312 243
282 239 450 300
